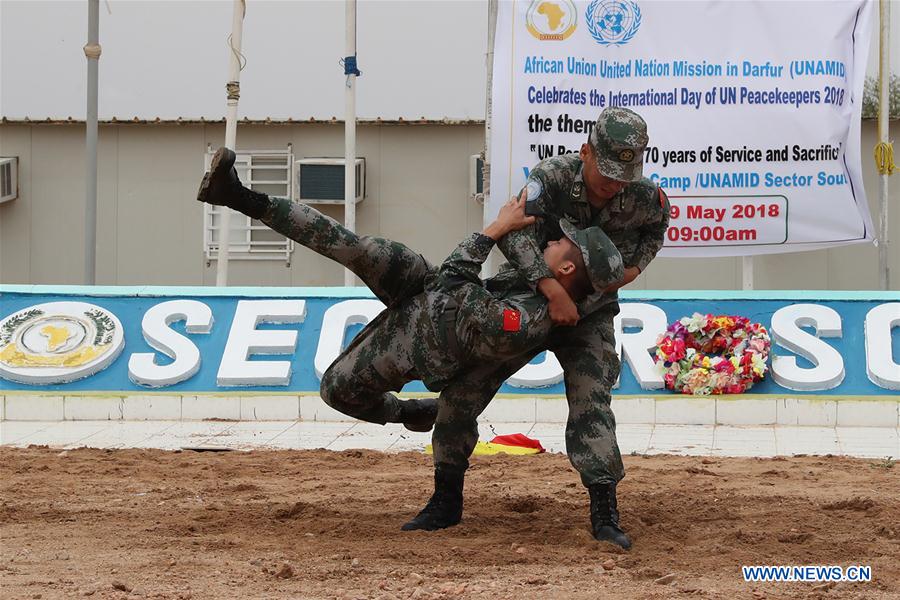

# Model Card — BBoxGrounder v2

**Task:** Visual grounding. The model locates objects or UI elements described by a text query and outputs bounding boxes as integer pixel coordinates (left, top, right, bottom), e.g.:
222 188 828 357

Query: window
203 145 294 265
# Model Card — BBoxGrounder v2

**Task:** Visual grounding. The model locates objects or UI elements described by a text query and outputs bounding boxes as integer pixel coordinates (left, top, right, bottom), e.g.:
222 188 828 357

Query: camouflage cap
559 219 624 293
588 106 648 182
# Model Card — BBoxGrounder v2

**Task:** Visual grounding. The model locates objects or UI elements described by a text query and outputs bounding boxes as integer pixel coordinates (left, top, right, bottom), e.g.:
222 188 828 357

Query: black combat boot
401 465 464 531
588 482 632 550
397 398 438 433
197 146 270 219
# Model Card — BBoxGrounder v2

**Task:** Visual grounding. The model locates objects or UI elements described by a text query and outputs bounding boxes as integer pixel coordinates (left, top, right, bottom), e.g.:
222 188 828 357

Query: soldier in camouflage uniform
412 107 670 548
196 147 623 437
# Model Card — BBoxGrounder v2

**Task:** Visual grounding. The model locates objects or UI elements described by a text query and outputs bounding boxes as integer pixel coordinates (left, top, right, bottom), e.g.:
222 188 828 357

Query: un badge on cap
619 149 635 162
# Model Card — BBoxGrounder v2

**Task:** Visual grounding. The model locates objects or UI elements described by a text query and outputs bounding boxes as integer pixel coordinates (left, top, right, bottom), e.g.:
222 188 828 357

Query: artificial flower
653 314 771 395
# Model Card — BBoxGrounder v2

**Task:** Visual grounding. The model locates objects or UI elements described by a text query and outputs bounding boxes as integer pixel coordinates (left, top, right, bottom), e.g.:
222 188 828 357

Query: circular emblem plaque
0 302 125 384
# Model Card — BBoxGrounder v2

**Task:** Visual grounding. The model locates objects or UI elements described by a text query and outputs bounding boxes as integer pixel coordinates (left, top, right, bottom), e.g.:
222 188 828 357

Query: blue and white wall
2 287 897 427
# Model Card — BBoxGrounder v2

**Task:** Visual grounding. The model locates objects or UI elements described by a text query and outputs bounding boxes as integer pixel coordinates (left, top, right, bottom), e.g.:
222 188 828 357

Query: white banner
489 0 875 257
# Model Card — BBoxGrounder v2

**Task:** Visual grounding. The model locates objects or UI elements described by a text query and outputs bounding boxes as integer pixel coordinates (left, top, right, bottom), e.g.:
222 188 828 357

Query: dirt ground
1 446 898 600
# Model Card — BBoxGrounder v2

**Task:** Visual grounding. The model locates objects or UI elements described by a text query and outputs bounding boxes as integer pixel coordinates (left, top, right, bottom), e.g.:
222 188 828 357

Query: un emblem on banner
586 0 642 46
0 302 124 384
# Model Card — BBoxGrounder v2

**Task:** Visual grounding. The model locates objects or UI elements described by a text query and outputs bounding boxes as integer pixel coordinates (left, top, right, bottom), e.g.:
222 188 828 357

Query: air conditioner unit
469 154 484 199
0 157 18 203
294 158 365 204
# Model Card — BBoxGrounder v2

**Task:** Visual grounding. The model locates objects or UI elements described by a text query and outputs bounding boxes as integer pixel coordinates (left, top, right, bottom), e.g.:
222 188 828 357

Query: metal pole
344 0 358 286
877 0 891 290
482 0 498 277
216 0 246 287
83 0 100 285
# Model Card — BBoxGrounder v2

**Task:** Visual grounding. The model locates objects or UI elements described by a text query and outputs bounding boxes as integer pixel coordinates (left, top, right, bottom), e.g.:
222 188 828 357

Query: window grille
203 145 294 265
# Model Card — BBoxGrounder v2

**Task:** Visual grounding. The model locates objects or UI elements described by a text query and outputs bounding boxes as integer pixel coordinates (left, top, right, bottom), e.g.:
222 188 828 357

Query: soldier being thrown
197 146 623 434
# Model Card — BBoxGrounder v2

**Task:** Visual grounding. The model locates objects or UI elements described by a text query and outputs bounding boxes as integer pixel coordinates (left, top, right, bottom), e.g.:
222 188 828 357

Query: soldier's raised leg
198 147 431 306
198 147 437 429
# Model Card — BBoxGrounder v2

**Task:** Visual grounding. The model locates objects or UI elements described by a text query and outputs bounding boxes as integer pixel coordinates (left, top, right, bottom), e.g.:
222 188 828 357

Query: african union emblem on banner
0 302 125 384
526 0 578 41
586 0 642 45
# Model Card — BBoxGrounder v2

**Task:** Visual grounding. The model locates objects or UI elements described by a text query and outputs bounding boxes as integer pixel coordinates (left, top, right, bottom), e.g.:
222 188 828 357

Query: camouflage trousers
260 198 433 424
431 305 624 487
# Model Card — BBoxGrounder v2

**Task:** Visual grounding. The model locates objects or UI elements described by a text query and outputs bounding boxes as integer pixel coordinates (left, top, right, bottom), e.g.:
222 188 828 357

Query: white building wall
0 122 487 286
1 120 896 290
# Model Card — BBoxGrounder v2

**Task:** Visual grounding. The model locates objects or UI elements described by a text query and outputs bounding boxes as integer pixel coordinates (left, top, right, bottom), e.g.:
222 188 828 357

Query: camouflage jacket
498 153 670 315
419 233 551 390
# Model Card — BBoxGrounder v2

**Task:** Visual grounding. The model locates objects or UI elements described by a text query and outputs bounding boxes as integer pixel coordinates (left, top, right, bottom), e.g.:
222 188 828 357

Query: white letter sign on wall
314 300 385 380
217 300 306 386
771 304 845 391
508 351 563 388
865 303 900 390
614 303 667 389
128 300 213 387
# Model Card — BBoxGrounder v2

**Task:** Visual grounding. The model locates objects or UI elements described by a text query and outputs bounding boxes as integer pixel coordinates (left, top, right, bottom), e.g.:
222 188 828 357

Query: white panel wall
0 120 896 290
0 122 488 286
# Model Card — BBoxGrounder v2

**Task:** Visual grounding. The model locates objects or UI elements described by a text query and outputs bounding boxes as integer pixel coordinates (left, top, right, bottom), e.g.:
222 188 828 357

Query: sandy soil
1 446 898 600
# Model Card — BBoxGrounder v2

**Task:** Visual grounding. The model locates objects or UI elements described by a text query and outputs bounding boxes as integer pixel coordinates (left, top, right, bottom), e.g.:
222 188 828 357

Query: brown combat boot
589 482 632 550
401 465 464 531
197 146 270 219
397 398 438 433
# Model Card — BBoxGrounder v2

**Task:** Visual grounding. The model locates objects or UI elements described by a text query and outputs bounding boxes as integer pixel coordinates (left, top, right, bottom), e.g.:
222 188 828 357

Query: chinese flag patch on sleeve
502 308 521 332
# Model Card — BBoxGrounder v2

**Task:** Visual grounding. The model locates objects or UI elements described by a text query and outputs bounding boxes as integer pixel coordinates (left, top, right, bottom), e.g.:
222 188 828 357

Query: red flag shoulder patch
502 309 521 332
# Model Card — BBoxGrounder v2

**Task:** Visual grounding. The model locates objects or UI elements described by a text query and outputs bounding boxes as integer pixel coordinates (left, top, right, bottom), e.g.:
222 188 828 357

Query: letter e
217 300 306 386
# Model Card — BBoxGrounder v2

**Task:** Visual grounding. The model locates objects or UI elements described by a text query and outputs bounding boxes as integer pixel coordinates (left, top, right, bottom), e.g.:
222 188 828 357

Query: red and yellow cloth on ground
426 433 545 456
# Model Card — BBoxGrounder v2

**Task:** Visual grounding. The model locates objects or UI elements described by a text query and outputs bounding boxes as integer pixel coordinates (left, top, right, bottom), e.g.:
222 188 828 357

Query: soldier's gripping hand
603 265 641 293
483 191 536 241
539 278 579 326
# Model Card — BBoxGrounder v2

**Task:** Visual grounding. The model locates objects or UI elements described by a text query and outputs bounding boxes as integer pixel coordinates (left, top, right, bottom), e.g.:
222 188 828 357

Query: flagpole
216 0 246 287
344 0 359 286
84 0 100 285
482 0 498 277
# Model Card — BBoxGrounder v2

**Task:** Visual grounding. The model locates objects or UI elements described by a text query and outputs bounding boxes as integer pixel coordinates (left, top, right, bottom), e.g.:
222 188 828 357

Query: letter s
128 300 213 387
770 304 844 391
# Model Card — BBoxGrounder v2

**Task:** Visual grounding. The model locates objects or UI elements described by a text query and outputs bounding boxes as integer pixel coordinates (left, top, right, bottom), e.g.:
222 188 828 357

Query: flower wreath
653 313 771 395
